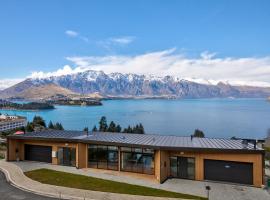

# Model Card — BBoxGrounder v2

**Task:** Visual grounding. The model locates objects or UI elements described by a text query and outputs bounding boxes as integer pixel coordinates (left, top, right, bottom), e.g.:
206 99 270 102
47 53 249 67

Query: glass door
170 156 195 180
58 147 76 167
177 157 195 180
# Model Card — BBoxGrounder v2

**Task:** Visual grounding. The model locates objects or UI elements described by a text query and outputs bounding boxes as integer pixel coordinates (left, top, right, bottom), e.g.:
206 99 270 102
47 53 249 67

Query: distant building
0 114 27 132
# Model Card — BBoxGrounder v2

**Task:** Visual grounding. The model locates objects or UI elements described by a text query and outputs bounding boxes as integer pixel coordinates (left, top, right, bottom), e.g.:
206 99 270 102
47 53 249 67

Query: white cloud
109 36 135 45
0 79 24 90
65 30 89 43
65 49 270 87
29 65 85 79
27 48 270 87
65 30 79 37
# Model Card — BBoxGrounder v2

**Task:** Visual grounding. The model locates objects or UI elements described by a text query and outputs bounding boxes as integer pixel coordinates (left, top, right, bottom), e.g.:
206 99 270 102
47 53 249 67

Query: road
0 171 56 200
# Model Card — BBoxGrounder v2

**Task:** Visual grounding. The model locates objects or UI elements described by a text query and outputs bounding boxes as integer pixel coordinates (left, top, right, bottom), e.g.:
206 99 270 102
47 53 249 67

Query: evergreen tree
108 121 116 132
193 129 205 138
55 122 64 130
99 116 108 132
83 127 89 132
127 125 133 133
48 121 54 129
25 122 34 132
33 116 46 127
92 125 97 132
115 124 122 133
138 123 145 134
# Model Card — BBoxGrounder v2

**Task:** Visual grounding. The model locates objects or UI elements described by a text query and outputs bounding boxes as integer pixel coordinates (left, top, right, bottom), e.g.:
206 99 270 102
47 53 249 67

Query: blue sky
0 0 270 88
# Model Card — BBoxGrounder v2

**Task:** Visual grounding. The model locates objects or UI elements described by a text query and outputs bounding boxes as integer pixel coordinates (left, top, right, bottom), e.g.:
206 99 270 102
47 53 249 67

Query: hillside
1 70 270 99
0 83 77 100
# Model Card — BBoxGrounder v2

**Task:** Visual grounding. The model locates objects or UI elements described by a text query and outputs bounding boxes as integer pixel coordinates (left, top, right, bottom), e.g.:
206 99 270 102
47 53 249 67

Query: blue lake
1 98 270 139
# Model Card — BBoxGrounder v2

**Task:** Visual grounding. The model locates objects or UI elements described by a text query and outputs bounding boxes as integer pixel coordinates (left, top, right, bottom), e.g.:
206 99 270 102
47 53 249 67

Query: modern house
0 115 27 132
6 130 264 187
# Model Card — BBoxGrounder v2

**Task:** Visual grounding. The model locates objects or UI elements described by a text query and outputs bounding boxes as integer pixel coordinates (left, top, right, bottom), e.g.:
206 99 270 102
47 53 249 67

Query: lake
1 98 270 139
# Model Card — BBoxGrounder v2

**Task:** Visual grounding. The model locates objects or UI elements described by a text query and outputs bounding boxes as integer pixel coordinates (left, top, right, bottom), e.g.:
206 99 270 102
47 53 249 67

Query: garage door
204 159 253 185
25 144 52 163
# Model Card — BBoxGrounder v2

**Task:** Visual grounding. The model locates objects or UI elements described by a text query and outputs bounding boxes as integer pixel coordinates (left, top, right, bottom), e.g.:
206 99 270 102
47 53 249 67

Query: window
88 145 119 170
169 156 195 180
121 147 154 175
170 157 178 177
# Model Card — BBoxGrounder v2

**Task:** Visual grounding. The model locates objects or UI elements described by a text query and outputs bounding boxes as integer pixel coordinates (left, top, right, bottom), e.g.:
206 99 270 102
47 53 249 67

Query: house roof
7 130 264 153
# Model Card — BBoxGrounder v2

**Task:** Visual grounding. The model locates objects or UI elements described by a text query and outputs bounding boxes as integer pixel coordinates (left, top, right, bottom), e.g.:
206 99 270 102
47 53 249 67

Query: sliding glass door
170 156 195 180
58 147 76 167
88 145 119 170
120 147 154 175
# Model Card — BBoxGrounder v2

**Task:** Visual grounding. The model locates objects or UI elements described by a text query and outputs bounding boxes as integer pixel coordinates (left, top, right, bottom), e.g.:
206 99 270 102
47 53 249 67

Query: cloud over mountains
31 48 270 87
1 48 270 90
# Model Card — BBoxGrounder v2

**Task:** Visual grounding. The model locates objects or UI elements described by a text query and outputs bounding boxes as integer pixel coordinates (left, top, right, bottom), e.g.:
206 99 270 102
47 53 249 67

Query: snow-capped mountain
1 70 270 99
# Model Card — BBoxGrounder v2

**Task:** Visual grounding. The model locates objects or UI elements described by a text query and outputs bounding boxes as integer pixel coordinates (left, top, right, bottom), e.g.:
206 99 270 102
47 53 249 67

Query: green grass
25 169 206 200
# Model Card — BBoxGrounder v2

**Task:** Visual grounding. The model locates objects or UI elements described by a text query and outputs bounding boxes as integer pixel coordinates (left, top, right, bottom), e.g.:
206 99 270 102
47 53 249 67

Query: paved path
0 160 188 200
12 161 270 200
0 171 55 200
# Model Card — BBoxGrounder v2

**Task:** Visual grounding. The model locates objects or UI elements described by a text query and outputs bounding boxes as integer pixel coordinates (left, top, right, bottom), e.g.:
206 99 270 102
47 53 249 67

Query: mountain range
1 70 270 100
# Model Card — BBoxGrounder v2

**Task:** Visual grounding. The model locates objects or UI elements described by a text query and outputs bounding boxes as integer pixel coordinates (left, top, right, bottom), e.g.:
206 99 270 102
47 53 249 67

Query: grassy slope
25 169 206 200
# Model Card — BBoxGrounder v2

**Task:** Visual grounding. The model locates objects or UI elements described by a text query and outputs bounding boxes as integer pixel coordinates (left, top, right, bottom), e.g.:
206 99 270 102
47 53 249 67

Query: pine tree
33 116 46 127
99 116 108 132
55 122 64 130
48 121 54 129
115 124 122 133
83 127 89 132
138 123 145 134
108 121 116 132
92 125 97 132
25 122 34 132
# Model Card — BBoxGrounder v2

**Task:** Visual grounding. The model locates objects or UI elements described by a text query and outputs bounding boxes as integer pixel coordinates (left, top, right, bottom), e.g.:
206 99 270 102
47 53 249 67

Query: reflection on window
170 156 195 180
121 148 154 175
88 145 118 170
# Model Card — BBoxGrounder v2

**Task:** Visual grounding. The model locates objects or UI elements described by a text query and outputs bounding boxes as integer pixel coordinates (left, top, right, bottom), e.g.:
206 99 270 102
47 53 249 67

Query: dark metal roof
8 130 263 152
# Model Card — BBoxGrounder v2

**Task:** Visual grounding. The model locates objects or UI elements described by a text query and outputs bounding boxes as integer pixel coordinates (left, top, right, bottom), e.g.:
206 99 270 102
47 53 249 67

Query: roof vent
190 135 193 141
152 137 156 142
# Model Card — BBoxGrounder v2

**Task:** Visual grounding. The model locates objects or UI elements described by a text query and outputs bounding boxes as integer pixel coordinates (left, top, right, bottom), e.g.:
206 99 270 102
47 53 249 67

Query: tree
83 127 89 132
138 123 145 134
54 122 64 130
193 129 205 138
48 121 54 129
107 121 116 132
25 122 34 132
115 124 122 133
99 116 108 132
33 116 46 127
92 125 97 132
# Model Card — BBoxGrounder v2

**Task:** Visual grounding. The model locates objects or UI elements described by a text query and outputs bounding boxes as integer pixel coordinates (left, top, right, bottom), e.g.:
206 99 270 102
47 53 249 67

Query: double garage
204 159 253 185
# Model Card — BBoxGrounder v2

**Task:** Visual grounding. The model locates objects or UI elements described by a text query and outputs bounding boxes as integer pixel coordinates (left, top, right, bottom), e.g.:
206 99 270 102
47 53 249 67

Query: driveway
13 161 270 200
0 171 55 200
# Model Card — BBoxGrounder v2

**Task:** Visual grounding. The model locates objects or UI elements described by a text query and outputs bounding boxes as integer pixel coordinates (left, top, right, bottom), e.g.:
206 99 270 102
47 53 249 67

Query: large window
170 156 195 180
88 145 119 170
120 147 154 175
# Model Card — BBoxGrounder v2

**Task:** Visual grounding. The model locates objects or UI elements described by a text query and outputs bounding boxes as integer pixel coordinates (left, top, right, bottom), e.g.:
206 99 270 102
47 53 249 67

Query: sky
0 0 270 89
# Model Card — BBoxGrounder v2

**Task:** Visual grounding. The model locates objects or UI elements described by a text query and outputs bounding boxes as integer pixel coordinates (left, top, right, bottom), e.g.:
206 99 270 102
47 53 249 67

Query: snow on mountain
1 70 270 99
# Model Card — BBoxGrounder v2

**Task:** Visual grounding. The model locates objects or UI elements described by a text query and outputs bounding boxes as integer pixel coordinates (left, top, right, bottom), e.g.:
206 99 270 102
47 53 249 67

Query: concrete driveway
0 171 55 200
13 161 270 200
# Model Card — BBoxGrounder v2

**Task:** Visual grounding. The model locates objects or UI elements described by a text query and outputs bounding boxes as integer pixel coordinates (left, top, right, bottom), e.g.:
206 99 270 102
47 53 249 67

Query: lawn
25 169 206 200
